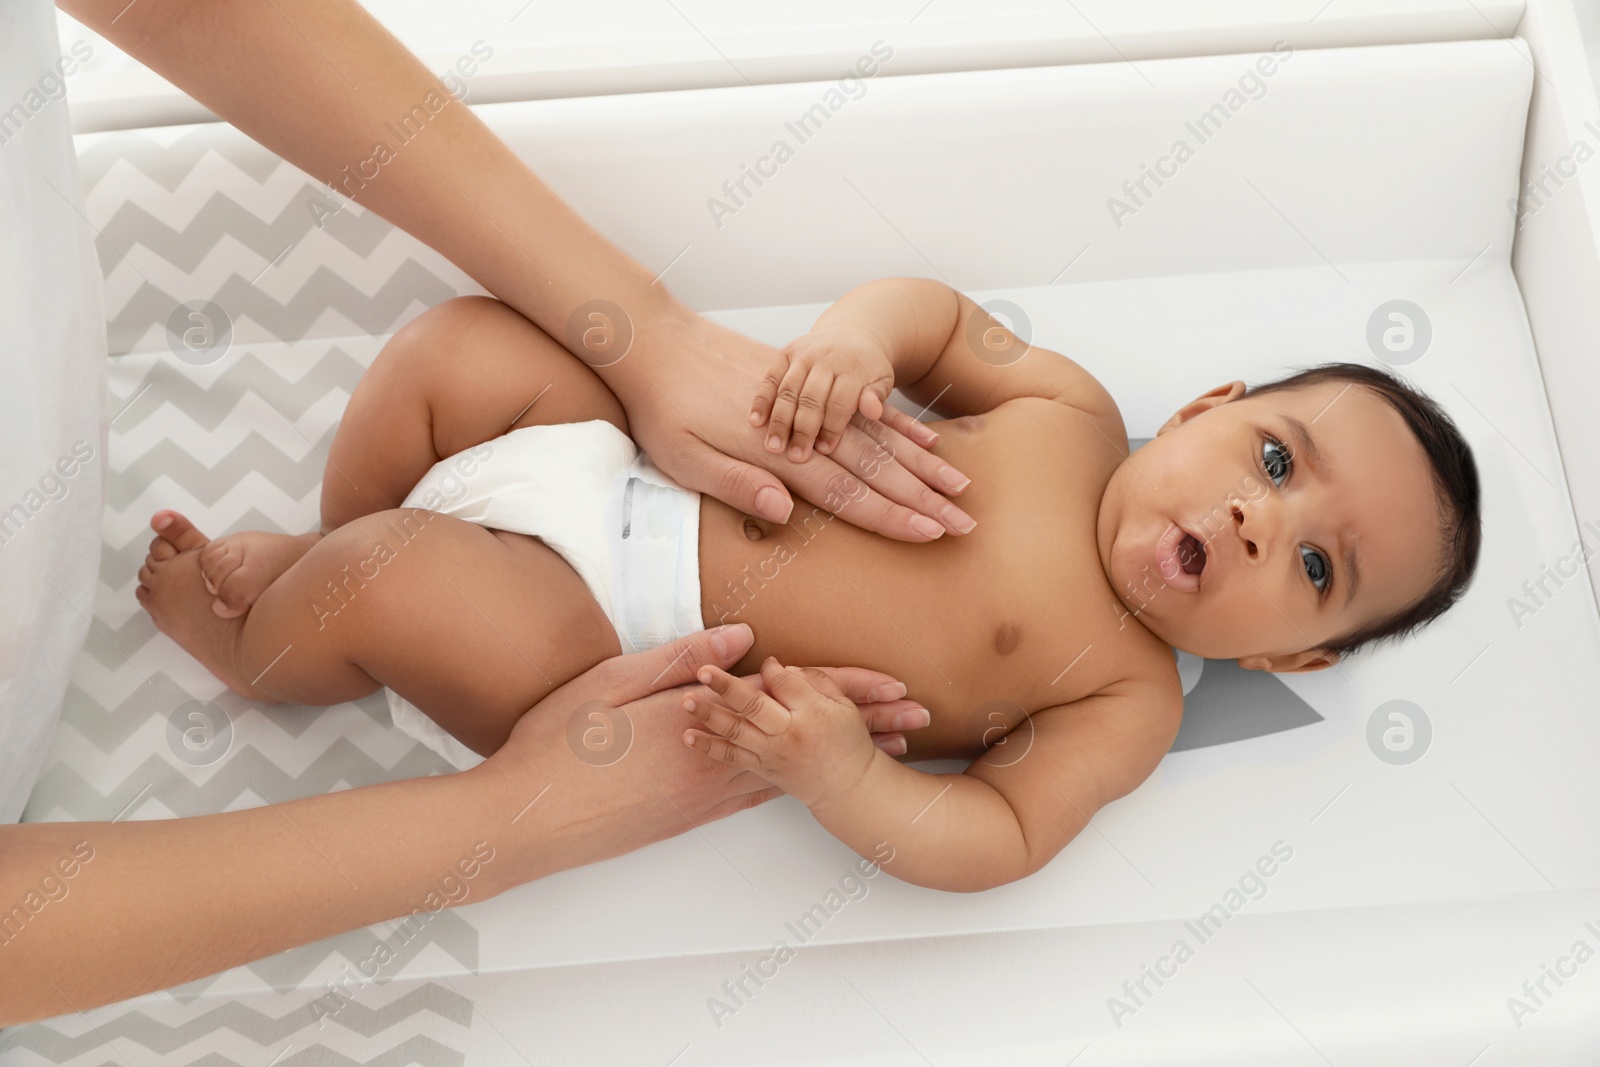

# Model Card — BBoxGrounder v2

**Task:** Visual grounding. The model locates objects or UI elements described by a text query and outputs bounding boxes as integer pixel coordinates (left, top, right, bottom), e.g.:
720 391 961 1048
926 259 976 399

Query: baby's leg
161 296 625 617
138 507 620 758
319 295 627 531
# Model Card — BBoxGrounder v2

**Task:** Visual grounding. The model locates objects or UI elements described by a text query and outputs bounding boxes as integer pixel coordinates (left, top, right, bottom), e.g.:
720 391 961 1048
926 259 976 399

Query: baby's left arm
683 661 1181 893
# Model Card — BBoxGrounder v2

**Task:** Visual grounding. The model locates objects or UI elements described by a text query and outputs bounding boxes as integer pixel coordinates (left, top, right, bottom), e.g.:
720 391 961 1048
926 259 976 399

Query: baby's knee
383 296 500 367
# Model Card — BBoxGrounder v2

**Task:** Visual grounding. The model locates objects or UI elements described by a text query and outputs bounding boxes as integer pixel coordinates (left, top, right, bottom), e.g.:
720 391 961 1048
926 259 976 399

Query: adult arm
62 0 971 541
0 624 926 1023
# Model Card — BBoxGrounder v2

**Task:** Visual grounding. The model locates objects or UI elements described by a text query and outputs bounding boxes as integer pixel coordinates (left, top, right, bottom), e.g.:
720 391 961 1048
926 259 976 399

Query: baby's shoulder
988 393 1128 450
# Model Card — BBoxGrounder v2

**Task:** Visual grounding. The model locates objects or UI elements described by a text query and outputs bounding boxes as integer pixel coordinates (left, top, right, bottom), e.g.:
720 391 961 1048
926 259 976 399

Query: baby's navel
742 517 767 541
993 621 1023 655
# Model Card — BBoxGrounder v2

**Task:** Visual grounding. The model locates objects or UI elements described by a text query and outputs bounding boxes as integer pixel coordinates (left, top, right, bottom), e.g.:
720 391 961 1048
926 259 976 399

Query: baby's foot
135 525 274 702
150 510 321 618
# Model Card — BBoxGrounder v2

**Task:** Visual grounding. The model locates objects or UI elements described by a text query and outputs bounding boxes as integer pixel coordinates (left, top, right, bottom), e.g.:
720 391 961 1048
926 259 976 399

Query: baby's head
1095 362 1481 671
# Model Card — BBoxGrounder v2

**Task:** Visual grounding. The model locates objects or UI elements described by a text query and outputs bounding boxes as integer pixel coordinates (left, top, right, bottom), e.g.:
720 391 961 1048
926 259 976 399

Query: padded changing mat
10 33 1600 1066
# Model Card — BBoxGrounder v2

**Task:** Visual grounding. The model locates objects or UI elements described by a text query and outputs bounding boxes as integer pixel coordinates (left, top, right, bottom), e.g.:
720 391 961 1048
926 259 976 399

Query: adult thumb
566 624 755 708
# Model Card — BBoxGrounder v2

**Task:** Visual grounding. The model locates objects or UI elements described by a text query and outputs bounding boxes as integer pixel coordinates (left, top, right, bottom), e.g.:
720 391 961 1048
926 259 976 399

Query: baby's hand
750 325 904 462
681 658 880 809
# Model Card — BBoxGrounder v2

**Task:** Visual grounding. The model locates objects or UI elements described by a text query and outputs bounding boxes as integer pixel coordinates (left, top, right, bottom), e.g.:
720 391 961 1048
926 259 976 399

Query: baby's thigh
282 508 621 757
399 296 628 457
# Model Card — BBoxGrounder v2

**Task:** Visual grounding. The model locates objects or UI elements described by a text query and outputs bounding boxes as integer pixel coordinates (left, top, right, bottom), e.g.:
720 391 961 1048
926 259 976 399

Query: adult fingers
556 623 755 708
777 448 948 542
829 422 976 536
880 404 940 451
852 416 971 499
676 440 795 523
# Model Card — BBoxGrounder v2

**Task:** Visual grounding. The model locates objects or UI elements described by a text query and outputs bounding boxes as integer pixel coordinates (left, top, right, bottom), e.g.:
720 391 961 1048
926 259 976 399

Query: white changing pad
13 25 1600 1067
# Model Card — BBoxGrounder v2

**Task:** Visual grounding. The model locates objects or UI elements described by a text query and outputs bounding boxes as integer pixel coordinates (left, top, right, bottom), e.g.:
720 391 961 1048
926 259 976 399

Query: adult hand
603 309 974 542
479 623 928 884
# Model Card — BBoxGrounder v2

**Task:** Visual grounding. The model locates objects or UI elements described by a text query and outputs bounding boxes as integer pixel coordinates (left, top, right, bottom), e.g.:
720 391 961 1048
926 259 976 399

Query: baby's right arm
755 278 1121 452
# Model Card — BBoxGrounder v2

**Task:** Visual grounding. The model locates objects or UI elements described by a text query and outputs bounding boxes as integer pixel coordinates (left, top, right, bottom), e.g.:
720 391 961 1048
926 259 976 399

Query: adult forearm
0 766 511 1024
66 0 686 357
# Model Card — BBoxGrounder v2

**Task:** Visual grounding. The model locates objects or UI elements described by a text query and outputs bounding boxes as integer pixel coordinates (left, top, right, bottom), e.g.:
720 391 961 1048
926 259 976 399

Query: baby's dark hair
1241 361 1482 660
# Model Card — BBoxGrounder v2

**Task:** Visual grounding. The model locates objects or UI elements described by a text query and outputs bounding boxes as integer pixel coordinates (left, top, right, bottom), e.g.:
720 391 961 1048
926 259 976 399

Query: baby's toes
147 534 177 562
198 539 239 596
211 565 257 618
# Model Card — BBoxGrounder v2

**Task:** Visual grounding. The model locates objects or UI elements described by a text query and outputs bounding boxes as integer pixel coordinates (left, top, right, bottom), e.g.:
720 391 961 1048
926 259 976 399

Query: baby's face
1094 380 1444 670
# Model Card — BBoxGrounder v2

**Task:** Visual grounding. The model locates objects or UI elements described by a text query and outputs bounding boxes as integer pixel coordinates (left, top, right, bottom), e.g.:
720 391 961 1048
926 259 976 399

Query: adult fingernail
749 411 763 426
789 446 804 462
938 466 970 492
876 736 908 756
894 707 931 730
710 623 752 658
766 434 782 452
909 514 944 539
754 486 792 523
867 681 907 702
940 504 977 534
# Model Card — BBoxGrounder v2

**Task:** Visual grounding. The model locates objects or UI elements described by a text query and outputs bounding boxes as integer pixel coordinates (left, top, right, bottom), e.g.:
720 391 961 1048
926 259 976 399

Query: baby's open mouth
1177 531 1207 576
1155 521 1208 591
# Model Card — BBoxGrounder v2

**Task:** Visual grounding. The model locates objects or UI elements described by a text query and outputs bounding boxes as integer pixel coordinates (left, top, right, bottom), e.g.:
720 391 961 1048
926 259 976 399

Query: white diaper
384 419 704 770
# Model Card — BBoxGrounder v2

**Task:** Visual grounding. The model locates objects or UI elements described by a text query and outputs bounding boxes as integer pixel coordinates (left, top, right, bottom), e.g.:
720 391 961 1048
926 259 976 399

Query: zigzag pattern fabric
11 122 486 1060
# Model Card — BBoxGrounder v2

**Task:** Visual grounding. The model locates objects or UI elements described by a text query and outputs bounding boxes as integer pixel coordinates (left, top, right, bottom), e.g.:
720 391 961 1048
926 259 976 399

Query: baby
136 280 1482 892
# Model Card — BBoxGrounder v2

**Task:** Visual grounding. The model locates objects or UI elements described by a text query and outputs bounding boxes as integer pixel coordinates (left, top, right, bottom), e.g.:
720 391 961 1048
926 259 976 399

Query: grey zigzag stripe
0 1033 466 1067
0 984 471 1059
106 261 460 357
23 737 451 821
108 432 331 514
111 346 368 434
58 684 394 757
93 184 396 274
77 127 281 195
171 907 483 1001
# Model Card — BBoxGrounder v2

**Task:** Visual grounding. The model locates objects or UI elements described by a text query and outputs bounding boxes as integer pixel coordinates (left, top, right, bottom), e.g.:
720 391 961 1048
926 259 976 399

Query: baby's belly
696 498 1046 761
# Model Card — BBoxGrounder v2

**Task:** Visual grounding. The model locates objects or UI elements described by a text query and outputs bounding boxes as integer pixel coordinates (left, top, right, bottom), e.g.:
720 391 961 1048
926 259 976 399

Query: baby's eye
1261 436 1329 594
1261 436 1292 486
1300 545 1330 591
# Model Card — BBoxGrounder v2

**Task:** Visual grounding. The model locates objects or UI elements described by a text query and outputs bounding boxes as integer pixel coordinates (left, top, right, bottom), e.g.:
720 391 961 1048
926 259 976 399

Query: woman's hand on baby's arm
681 658 891 808
750 325 933 463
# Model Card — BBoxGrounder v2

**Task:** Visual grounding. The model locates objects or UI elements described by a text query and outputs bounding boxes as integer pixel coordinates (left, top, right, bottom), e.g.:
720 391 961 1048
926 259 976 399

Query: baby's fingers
681 690 765 748
682 728 763 772
815 373 861 458
764 361 811 454
696 664 787 733
750 353 792 431
760 657 841 716
787 368 834 462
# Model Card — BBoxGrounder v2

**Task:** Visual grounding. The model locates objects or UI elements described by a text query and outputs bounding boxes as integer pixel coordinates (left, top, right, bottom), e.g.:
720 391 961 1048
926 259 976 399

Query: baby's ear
1155 380 1247 435
1237 648 1340 673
